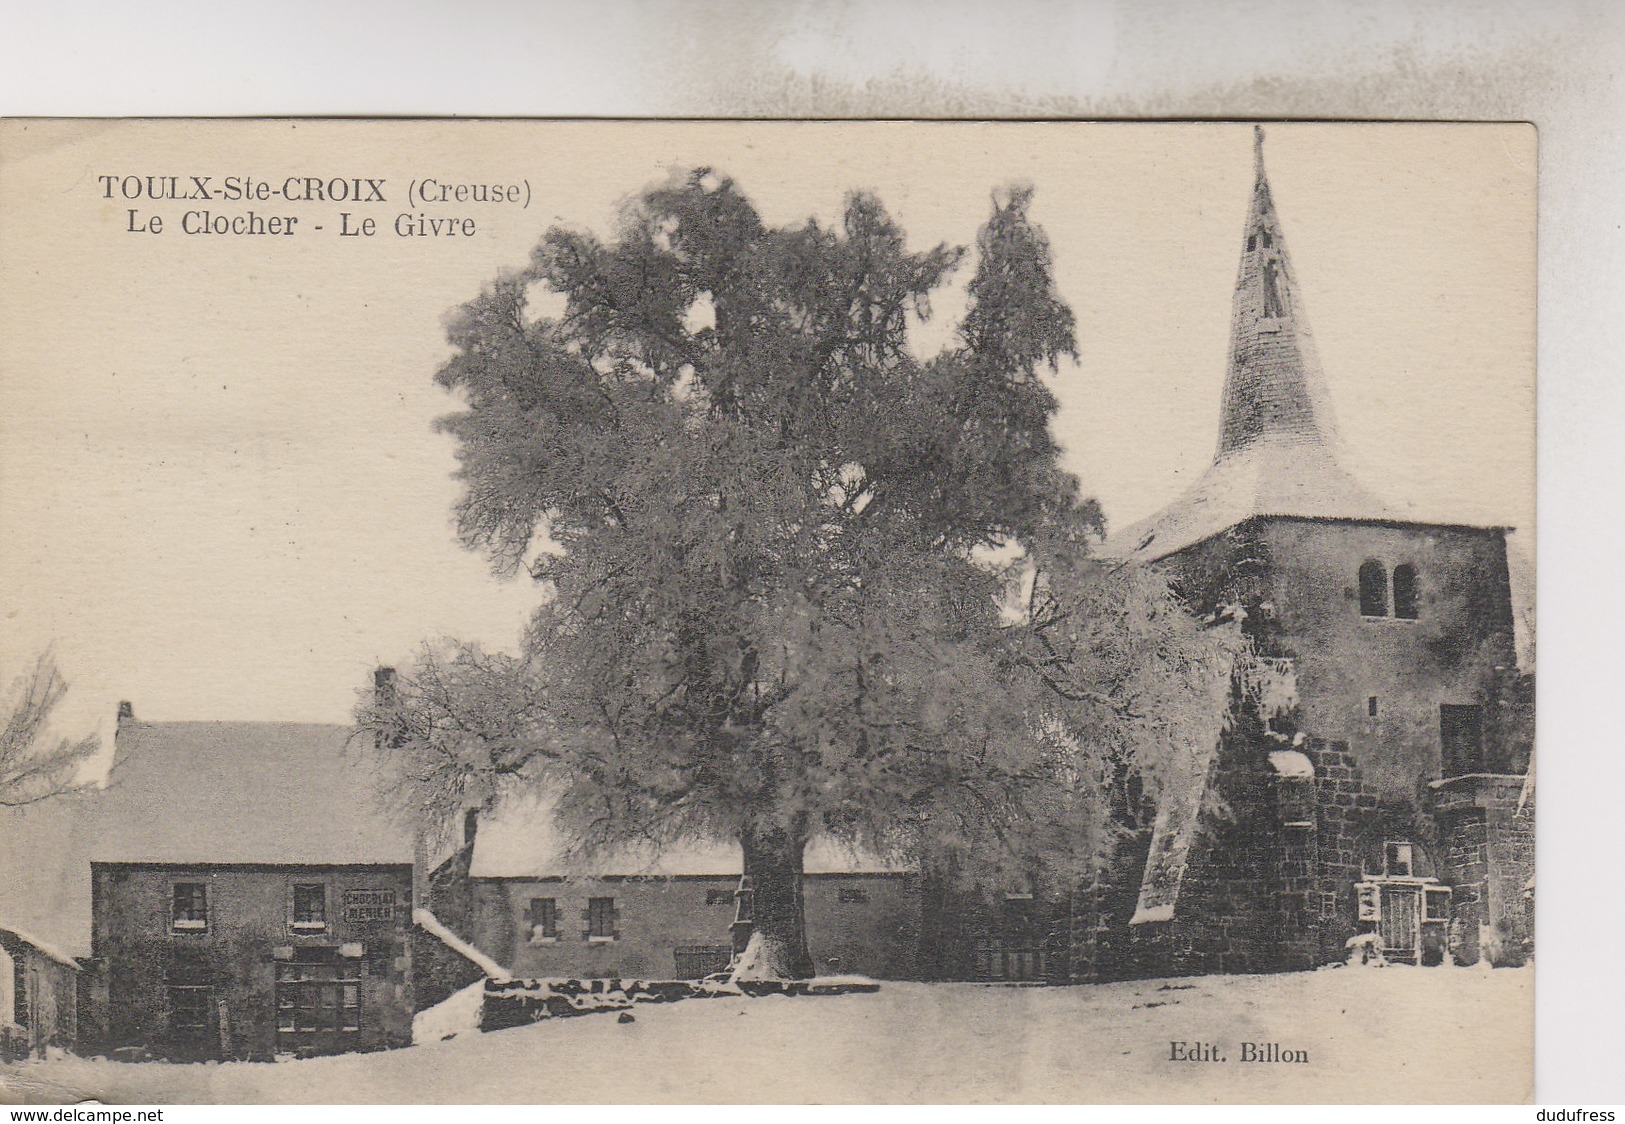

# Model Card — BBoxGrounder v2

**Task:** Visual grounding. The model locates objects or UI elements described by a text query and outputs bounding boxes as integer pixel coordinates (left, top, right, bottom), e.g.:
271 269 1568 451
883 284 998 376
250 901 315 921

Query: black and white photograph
0 117 1538 1103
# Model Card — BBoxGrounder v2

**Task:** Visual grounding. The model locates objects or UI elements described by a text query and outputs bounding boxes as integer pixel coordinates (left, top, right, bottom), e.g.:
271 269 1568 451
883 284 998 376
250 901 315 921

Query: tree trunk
740 824 816 980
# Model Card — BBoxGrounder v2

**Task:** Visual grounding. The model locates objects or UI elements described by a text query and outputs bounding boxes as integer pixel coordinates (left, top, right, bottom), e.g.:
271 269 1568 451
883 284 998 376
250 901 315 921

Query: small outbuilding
0 922 80 1059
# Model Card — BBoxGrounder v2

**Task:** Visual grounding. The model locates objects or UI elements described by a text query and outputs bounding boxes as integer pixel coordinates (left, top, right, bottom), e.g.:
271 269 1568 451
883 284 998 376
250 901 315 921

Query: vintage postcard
0 119 1534 1104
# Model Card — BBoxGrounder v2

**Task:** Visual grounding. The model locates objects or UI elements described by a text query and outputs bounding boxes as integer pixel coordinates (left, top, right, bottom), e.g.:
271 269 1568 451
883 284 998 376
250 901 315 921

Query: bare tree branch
0 650 101 806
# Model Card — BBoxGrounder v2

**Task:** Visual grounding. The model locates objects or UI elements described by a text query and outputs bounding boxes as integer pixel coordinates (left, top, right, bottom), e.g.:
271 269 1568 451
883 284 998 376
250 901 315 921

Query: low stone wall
481 976 880 1032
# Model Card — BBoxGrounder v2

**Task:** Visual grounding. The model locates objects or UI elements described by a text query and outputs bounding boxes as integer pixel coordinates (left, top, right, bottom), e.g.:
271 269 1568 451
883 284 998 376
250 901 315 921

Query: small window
1002 896 1039 943
527 897 558 941
1358 560 1389 617
1440 704 1484 775
837 887 869 905
1392 564 1419 619
1275 773 1315 828
705 888 732 906
172 883 208 931
1367 696 1379 718
587 897 617 941
292 884 327 930
1384 842 1414 878
1424 887 1452 923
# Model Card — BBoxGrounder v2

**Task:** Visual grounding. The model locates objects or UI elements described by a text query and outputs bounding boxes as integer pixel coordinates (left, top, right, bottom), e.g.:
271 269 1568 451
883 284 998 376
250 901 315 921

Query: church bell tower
1085 128 1531 977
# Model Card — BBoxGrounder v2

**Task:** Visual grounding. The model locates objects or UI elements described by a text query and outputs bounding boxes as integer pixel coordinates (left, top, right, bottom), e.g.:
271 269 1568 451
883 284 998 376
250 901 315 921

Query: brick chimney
116 700 133 722
373 666 397 707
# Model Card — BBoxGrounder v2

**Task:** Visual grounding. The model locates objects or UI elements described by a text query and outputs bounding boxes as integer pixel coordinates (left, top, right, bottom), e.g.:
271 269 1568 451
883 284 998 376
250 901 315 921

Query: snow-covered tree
358 172 1247 978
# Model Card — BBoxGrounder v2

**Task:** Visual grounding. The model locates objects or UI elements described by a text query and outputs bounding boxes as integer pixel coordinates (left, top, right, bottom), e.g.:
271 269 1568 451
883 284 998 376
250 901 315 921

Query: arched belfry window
1358 560 1389 617
1392 564 1419 620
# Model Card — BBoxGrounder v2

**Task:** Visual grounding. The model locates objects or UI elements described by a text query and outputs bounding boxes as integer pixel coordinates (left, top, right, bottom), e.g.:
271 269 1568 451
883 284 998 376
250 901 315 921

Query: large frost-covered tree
359 172 1245 978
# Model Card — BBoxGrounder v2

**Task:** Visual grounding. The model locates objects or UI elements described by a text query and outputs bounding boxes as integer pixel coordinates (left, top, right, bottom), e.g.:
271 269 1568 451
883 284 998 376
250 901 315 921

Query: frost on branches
1 651 100 807
357 171 1256 979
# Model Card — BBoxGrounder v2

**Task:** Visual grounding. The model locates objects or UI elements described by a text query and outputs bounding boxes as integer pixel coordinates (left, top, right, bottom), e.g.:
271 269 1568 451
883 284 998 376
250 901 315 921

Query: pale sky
0 121 1535 751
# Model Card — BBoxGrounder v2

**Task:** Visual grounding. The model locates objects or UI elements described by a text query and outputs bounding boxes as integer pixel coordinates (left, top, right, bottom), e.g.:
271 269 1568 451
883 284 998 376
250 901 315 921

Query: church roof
1099 128 1406 564
88 719 414 865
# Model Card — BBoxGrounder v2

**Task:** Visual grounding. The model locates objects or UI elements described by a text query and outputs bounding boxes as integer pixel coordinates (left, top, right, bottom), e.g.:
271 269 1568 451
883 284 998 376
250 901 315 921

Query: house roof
0 920 81 970
90 720 413 865
469 793 911 879
1098 127 1414 564
0 795 102 958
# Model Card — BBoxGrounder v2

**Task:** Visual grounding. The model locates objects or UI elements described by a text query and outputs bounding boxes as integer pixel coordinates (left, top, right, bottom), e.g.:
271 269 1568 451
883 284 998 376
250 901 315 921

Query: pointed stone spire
1215 125 1339 459
1098 128 1402 563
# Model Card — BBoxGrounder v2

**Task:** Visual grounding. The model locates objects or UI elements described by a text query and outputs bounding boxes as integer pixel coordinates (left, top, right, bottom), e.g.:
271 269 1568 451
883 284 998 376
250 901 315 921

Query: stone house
84 713 416 1060
0 923 80 1059
416 796 920 1006
1069 130 1534 980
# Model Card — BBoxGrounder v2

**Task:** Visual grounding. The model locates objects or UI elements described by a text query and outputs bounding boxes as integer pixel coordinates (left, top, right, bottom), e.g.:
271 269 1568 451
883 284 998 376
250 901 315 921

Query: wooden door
164 981 218 1061
275 961 361 1056
1379 886 1422 963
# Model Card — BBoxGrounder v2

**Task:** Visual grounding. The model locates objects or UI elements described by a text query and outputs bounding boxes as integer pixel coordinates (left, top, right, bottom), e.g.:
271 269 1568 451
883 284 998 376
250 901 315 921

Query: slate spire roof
1099 127 1401 563
1216 125 1339 458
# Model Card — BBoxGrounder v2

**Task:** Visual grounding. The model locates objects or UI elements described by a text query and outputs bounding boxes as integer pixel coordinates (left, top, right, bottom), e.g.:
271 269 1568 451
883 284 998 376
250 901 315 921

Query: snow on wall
414 908 508 978
1129 737 1220 926
1267 750 1315 779
0 920 81 970
411 980 485 1045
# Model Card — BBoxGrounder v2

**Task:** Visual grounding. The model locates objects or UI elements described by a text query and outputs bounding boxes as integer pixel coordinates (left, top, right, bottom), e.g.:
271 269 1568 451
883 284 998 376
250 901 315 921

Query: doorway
274 959 362 1056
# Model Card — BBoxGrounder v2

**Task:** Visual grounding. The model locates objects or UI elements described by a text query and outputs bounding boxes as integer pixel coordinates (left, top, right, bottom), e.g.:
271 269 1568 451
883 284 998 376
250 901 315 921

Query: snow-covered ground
1 966 1532 1104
